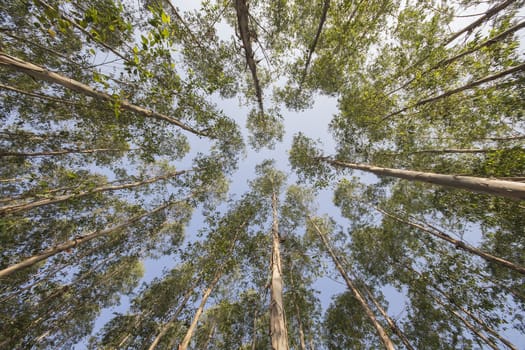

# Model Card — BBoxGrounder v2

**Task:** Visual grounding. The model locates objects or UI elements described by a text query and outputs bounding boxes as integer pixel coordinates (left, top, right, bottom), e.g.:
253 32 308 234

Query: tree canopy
1 0 524 348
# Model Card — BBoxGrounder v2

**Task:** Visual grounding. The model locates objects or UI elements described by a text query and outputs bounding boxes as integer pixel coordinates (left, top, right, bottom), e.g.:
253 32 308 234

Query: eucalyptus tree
332 179 523 349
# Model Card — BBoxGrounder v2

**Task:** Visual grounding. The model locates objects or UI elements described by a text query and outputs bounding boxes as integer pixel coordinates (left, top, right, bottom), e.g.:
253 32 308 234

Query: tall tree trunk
382 62 525 121
0 170 188 215
431 295 499 350
270 190 289 350
444 0 518 45
375 206 525 274
308 217 396 350
295 303 307 350
356 276 414 350
0 201 174 277
300 0 330 86
403 264 518 350
324 158 525 200
389 20 525 95
148 287 195 350
0 52 207 137
178 270 223 350
0 148 127 158
234 0 264 114
178 223 244 350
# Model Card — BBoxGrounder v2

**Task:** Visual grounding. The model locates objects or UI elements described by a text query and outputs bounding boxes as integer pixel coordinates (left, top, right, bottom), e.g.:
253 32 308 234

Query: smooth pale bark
382 62 525 121
270 191 289 350
0 52 207 137
147 287 194 350
178 271 222 350
444 0 518 45
325 158 525 200
376 206 525 275
0 202 172 277
234 0 264 114
300 0 330 86
0 170 188 215
178 223 245 350
308 217 396 350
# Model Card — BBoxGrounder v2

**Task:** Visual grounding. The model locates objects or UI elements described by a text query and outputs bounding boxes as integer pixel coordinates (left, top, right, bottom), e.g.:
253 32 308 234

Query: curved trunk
326 158 525 200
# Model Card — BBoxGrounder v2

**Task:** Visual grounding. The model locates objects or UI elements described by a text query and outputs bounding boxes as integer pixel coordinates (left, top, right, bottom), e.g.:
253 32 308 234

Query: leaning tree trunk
403 263 518 350
147 286 195 350
269 190 289 350
0 201 174 277
0 52 207 137
375 206 525 275
324 158 525 200
308 217 396 350
0 169 188 215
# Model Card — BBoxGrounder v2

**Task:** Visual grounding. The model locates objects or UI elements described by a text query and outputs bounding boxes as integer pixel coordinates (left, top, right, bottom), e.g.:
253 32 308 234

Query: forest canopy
0 0 524 349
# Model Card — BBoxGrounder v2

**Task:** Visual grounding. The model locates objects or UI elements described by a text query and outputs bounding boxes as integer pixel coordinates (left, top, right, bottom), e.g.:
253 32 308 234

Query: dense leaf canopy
1 0 524 349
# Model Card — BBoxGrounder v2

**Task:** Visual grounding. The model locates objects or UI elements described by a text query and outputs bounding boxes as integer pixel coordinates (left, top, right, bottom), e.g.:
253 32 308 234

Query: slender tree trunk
178 271 223 350
251 308 258 350
0 52 207 137
444 0 518 45
0 201 173 277
234 0 264 114
178 223 245 350
295 303 307 350
389 20 525 95
148 287 195 350
0 148 127 158
404 264 518 350
269 191 289 350
308 217 395 350
432 295 499 350
376 206 525 274
409 148 502 154
201 322 217 349
382 62 525 121
300 0 330 86
356 278 414 350
0 170 188 215
0 83 80 106
325 158 525 200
